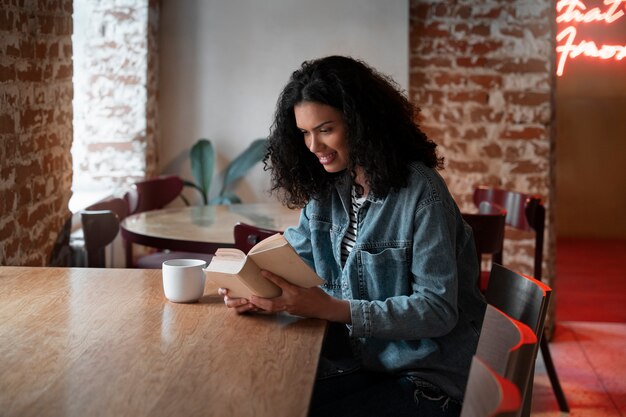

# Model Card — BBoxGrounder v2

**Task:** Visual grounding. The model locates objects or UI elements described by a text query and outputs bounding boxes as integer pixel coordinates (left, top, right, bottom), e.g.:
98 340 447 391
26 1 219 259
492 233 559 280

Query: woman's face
294 101 349 174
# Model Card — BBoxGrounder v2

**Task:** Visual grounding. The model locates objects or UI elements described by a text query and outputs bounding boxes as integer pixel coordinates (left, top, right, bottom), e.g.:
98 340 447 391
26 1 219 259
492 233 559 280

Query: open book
203 233 324 299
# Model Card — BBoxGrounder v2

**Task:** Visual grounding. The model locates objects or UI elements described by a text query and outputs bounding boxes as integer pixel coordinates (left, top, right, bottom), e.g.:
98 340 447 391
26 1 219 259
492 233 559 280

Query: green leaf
182 179 208 205
190 139 214 202
219 138 267 196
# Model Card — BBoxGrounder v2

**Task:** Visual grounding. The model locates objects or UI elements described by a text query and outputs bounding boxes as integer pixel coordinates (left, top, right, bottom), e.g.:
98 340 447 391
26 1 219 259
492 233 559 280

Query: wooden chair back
473 186 545 281
475 305 537 402
233 222 280 254
460 356 521 417
125 175 184 215
485 263 552 417
462 201 507 291
122 175 190 268
486 264 551 336
477 187 569 414
81 197 128 268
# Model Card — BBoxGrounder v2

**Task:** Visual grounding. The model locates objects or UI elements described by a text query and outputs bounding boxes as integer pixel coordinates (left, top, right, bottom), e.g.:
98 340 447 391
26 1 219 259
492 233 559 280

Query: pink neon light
556 0 626 76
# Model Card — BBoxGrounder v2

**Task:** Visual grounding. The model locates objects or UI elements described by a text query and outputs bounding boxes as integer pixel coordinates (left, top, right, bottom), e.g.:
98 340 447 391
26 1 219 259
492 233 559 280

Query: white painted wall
159 0 408 203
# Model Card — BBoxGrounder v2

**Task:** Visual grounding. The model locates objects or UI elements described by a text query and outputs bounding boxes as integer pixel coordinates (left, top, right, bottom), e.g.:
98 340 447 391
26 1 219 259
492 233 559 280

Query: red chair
462 201 507 291
475 186 569 414
233 222 280 254
125 175 184 215
123 175 213 268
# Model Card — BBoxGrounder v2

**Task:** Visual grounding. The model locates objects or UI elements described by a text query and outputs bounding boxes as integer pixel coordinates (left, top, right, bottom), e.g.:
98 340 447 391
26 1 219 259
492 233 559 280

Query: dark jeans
308 370 461 417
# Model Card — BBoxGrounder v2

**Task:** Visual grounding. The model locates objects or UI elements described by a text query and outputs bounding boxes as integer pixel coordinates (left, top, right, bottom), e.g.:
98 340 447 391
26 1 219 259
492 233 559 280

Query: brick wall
72 0 159 195
409 2 556 291
0 0 74 266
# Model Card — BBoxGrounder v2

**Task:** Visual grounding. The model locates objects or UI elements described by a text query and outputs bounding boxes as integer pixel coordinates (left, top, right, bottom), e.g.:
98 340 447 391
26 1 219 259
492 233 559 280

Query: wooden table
0 267 326 417
120 203 301 254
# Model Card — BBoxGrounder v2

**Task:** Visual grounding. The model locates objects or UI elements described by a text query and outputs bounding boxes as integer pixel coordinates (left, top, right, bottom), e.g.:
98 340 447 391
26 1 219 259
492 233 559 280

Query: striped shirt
341 187 366 266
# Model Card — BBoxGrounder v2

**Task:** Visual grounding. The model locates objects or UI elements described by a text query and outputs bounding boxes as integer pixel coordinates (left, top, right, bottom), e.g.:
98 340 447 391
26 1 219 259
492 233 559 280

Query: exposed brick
0 220 14 242
474 5 505 19
482 143 502 158
19 38 34 58
504 92 550 106
470 40 503 55
511 160 542 174
461 127 488 141
5 43 20 57
447 159 489 173
469 75 503 89
409 0 555 308
448 91 489 104
500 27 525 38
55 63 71 79
0 9 14 31
19 108 41 130
433 73 467 87
1 1 73 267
0 113 15 134
456 56 489 68
48 41 59 58
38 15 54 34
16 63 42 82
411 89 445 106
411 56 453 69
501 126 546 140
470 108 504 123
497 59 547 74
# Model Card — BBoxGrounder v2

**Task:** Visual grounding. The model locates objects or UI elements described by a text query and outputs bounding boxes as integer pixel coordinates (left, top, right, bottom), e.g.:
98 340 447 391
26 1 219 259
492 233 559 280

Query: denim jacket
283 162 486 401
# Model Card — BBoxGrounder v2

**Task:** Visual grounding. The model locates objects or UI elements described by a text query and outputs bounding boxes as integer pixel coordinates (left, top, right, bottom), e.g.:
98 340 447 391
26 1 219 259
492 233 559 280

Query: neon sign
556 0 626 76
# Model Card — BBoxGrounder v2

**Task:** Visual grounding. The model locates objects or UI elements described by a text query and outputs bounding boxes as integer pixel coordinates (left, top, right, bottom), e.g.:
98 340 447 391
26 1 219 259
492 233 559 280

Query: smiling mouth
317 152 337 165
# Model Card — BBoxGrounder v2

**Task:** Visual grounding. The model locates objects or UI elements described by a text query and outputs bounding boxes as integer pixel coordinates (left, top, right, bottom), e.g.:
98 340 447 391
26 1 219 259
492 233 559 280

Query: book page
204 254 282 299
248 233 285 254
205 253 246 275
249 238 324 288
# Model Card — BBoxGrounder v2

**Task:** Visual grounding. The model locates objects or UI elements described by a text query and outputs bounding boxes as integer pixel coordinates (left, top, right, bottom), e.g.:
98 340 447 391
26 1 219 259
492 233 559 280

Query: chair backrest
86 197 129 221
462 201 507 281
233 222 280 254
125 175 184 215
475 305 537 400
473 186 546 281
460 356 521 417
485 263 552 417
81 197 129 268
485 263 551 336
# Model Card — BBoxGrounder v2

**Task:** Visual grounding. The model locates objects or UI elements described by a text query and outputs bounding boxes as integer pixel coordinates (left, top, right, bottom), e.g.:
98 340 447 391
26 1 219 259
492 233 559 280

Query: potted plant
183 138 267 205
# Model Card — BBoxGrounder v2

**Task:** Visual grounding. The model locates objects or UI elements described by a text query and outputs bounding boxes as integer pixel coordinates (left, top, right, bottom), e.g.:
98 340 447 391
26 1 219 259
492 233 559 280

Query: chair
125 174 185 215
233 222 280 254
80 197 129 268
485 263 552 417
474 187 569 413
460 356 521 417
123 175 213 268
462 201 507 291
475 304 537 409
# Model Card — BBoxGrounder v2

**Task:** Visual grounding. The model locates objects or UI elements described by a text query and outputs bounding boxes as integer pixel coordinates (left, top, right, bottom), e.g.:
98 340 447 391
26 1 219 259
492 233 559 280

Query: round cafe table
120 203 301 255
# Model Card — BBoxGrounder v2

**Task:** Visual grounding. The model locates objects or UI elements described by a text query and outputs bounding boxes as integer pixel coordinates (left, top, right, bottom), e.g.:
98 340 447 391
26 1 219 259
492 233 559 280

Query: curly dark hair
265 55 443 208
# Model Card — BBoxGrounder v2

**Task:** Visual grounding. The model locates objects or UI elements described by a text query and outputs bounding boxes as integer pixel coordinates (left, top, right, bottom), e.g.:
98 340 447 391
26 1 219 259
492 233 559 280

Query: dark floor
531 237 626 416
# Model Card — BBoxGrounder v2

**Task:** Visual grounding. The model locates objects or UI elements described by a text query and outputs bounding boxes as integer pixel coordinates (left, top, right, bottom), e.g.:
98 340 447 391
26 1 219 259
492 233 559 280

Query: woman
220 55 486 417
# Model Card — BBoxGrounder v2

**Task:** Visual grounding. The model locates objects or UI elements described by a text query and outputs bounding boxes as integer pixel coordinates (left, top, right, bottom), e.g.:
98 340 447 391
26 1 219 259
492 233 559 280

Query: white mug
162 259 207 303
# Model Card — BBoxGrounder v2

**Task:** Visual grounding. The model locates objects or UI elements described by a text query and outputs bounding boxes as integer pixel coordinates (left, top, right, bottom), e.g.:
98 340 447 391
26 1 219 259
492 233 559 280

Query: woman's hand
218 288 264 314
249 270 351 323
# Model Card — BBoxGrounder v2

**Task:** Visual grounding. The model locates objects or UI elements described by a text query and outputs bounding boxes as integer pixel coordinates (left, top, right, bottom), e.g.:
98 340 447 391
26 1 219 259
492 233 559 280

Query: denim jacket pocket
356 244 411 299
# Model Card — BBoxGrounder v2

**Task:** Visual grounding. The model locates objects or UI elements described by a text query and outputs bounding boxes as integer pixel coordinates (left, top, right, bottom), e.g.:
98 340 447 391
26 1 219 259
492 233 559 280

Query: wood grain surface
0 267 326 417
